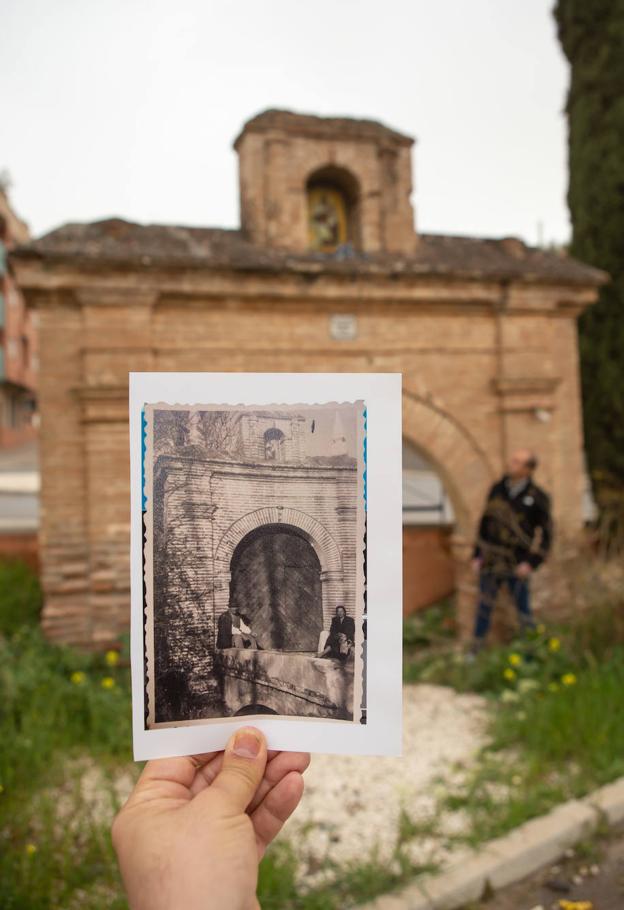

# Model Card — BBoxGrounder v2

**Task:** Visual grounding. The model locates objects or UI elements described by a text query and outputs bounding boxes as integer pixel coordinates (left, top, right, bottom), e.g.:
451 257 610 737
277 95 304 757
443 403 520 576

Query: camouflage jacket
473 477 552 574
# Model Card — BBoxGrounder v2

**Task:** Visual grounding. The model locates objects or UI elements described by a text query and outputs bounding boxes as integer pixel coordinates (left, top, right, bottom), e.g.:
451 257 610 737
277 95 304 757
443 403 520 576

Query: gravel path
281 684 488 885
64 683 488 891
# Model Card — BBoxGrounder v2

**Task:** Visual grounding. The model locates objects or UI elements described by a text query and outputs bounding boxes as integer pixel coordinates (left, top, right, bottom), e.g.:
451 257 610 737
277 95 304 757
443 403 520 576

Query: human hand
515 561 532 579
112 728 310 910
470 557 483 575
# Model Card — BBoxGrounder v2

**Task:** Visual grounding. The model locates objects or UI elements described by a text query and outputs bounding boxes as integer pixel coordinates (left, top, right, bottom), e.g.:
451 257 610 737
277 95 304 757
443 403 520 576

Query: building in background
402 440 455 614
0 184 37 448
11 109 606 646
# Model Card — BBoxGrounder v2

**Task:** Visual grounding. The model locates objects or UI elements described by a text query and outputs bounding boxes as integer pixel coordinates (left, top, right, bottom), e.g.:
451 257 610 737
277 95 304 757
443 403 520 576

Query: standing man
470 448 553 652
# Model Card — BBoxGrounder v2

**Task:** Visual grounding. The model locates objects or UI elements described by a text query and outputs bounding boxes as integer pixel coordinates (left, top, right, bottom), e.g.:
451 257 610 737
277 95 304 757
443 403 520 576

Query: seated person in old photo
217 604 259 650
320 606 356 663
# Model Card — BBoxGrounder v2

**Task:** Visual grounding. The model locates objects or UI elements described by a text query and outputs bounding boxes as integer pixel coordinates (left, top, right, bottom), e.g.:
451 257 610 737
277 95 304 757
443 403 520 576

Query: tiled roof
13 218 607 286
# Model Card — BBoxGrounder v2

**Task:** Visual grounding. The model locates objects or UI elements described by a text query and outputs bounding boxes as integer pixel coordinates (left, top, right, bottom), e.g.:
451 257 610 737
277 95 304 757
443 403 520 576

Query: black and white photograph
130 371 402 759
142 399 367 730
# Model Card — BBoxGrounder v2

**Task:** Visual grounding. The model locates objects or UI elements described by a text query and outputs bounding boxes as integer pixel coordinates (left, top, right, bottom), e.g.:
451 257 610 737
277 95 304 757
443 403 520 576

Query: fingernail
232 729 262 759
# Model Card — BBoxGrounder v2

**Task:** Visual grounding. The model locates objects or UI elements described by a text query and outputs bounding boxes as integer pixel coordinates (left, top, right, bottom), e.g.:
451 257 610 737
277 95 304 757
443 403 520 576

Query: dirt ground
470 824 624 910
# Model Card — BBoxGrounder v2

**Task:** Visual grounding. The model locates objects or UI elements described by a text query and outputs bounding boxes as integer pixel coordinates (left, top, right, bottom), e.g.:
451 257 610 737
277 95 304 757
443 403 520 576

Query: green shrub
491 647 624 781
404 579 624 695
404 624 575 694
441 649 624 844
0 559 42 636
403 599 456 650
0 627 132 798
0 621 133 909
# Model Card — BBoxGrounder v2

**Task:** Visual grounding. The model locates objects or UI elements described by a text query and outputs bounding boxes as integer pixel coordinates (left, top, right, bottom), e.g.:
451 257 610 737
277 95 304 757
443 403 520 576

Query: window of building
402 439 454 526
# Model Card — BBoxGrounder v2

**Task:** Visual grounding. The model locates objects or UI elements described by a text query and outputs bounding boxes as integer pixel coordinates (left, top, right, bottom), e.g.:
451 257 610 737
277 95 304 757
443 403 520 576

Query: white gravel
281 684 488 885
56 683 488 892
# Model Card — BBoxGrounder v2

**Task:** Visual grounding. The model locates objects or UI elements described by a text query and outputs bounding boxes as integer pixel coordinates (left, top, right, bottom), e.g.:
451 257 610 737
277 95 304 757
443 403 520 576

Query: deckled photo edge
141 399 367 731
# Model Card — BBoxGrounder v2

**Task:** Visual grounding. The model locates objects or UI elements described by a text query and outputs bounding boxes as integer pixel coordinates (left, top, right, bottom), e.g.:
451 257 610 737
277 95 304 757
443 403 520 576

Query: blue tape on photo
141 408 147 511
363 406 367 511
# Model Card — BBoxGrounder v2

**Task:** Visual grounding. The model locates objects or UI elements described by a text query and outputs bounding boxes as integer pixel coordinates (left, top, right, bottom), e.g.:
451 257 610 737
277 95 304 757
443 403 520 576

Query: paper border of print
129 373 402 760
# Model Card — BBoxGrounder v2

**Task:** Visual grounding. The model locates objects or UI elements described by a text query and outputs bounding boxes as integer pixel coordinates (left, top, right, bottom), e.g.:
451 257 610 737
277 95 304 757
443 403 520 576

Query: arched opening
263 426 285 461
229 524 323 651
306 165 360 252
402 438 456 615
234 704 279 716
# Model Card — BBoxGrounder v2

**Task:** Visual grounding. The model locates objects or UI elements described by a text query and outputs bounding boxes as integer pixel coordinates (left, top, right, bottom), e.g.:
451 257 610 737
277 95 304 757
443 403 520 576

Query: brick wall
14 268 593 647
150 454 358 705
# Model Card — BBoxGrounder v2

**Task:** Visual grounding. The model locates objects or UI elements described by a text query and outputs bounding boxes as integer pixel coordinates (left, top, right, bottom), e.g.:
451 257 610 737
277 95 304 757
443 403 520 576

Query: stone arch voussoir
214 507 343 575
402 390 495 544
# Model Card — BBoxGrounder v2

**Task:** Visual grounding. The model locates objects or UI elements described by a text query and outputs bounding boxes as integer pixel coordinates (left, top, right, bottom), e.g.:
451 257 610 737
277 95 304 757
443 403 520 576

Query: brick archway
403 390 496 637
402 389 495 541
215 506 343 574
230 525 323 650
214 507 345 632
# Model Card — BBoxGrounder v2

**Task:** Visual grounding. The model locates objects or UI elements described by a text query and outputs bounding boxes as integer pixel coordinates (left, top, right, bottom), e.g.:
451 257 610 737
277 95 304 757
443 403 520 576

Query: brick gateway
11 108 606 645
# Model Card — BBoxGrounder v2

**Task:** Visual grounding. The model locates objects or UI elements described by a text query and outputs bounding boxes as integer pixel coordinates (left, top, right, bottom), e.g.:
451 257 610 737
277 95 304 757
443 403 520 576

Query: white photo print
130 373 402 759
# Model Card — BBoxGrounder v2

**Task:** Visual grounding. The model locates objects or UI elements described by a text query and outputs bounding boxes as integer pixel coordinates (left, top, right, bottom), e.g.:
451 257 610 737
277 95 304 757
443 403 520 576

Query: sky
1 0 571 246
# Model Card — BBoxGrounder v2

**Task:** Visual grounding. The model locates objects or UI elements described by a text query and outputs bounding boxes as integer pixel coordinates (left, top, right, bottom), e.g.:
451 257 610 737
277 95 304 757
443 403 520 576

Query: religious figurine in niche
265 437 280 460
311 194 339 247
308 186 348 252
264 428 284 461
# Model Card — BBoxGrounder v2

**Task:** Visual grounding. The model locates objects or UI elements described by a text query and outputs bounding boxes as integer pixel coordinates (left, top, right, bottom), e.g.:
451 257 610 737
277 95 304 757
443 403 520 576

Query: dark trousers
474 572 533 640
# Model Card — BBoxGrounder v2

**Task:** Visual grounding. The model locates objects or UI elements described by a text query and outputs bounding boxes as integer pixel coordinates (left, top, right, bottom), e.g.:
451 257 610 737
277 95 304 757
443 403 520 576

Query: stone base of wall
220 648 355 720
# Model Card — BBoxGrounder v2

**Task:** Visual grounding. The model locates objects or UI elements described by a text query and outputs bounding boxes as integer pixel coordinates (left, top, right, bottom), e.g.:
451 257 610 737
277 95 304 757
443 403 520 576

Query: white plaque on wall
329 314 358 341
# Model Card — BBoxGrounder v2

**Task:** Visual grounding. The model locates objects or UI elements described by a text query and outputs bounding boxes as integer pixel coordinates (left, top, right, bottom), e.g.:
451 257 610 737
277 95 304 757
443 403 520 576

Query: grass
410 598 624 847
3 556 624 908
0 558 434 909
0 558 43 635
258 842 437 910
0 560 134 909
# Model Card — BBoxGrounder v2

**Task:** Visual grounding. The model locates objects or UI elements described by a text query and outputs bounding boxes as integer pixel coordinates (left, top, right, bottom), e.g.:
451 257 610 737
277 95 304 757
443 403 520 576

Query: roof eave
9 248 608 290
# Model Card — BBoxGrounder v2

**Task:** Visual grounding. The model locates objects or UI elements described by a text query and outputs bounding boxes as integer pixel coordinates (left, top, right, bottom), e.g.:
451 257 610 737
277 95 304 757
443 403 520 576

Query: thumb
211 727 267 812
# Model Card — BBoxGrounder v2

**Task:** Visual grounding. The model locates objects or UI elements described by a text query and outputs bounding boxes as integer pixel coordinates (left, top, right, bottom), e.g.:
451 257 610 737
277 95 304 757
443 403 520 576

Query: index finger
132 751 220 802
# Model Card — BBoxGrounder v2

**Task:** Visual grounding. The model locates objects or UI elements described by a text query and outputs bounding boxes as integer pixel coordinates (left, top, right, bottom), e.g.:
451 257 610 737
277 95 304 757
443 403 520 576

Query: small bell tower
234 108 418 255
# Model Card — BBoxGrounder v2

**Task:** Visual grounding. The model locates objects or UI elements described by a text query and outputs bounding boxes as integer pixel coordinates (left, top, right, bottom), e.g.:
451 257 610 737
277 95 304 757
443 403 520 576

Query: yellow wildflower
508 653 522 667
25 843 37 856
503 668 516 682
105 650 120 667
561 673 577 687
548 637 561 653
101 676 116 690
559 900 594 910
70 671 86 685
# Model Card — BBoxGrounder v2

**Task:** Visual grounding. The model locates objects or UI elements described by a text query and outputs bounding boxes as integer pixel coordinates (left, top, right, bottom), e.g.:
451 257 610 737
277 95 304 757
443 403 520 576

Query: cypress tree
554 0 624 495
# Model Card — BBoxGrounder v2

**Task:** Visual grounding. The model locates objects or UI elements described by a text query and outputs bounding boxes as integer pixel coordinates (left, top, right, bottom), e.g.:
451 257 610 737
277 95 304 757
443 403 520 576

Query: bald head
508 448 537 480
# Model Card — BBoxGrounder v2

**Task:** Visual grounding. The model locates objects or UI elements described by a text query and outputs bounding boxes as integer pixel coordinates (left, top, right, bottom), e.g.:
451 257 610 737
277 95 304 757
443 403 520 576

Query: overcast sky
2 0 570 246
